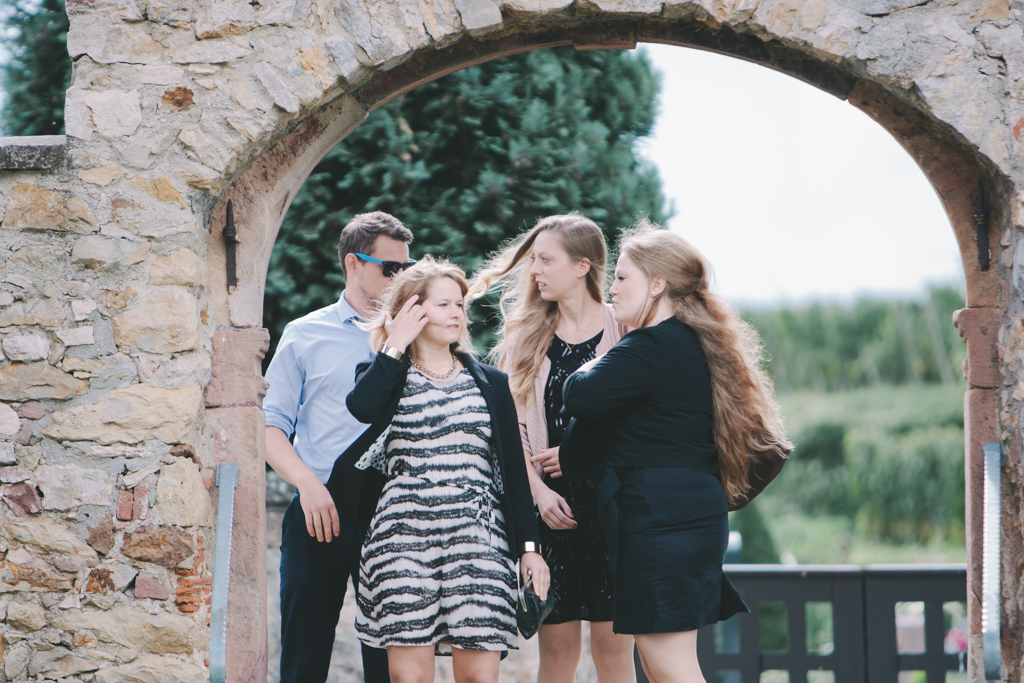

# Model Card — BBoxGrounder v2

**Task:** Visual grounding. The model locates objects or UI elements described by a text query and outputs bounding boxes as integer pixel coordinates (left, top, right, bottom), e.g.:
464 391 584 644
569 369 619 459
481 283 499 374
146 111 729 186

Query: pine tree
0 0 70 136
265 47 669 359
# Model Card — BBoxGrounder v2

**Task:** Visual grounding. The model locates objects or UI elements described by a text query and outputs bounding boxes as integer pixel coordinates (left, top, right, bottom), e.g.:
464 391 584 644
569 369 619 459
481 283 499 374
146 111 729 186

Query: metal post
210 463 239 683
982 442 1003 680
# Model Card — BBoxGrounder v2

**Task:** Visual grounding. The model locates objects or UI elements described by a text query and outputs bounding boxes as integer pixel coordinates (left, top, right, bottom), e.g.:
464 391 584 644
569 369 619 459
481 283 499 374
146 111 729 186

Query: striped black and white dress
355 368 518 654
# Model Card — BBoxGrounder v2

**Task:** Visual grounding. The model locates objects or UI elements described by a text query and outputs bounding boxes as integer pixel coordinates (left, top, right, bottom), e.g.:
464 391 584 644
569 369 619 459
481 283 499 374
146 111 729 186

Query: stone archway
0 3 1019 683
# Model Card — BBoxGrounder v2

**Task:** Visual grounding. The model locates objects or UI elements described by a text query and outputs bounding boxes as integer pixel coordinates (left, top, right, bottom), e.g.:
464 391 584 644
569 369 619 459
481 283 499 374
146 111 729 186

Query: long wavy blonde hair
619 221 791 504
362 256 474 355
469 215 608 407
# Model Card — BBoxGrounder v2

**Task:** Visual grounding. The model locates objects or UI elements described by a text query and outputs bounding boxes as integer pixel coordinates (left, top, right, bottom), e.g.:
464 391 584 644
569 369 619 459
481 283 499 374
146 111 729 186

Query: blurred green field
730 384 967 566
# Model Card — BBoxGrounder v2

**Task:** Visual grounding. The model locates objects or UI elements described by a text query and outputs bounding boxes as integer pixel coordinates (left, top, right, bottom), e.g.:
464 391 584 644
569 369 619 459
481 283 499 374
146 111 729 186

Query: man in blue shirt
264 211 414 683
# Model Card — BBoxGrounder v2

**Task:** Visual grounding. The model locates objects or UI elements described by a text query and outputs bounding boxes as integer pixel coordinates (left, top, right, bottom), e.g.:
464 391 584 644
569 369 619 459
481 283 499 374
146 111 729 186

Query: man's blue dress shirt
263 291 375 484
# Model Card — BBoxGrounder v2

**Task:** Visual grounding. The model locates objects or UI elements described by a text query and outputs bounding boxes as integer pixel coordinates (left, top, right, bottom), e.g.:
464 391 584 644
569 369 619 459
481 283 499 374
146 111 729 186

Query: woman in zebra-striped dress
346 257 550 683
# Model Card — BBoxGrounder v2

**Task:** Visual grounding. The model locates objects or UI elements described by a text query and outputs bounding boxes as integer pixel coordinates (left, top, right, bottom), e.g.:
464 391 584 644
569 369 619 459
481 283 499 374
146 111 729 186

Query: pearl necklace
411 352 460 380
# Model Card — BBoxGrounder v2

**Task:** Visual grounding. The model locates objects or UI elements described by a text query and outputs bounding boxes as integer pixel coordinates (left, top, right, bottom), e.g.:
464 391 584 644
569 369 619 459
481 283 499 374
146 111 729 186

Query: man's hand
535 484 576 530
297 476 341 543
532 446 562 478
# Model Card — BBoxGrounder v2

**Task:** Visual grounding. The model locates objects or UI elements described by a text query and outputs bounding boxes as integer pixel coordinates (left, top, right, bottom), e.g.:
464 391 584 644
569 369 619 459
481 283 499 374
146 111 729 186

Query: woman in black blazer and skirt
342 257 550 683
559 223 790 683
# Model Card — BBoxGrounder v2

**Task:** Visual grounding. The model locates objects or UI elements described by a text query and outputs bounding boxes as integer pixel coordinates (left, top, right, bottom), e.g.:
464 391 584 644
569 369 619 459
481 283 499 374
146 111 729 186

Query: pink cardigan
513 304 623 476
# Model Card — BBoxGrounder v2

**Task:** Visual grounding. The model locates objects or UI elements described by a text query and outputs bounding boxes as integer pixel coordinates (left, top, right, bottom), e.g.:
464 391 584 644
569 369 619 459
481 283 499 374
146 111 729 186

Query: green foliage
0 0 70 136
765 384 966 549
744 284 966 392
265 47 667 361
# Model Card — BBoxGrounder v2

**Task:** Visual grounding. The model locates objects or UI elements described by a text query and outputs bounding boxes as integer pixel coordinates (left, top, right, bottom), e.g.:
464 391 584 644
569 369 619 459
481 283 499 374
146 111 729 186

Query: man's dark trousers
279 494 390 683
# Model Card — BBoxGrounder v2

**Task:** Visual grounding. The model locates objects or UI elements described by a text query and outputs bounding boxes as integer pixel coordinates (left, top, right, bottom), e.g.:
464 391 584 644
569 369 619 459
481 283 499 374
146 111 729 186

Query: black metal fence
634 564 967 683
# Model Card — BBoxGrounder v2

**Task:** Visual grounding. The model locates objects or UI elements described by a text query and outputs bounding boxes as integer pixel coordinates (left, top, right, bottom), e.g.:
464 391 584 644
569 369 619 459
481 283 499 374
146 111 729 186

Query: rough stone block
56 326 95 347
112 288 200 354
79 164 125 186
204 327 270 407
51 606 199 655
71 299 98 321
120 526 193 568
6 602 46 631
4 482 42 515
455 0 502 30
0 136 67 170
93 654 205 683
72 235 150 271
0 442 15 465
254 62 299 113
116 489 134 520
14 419 32 446
16 402 48 420
0 362 89 401
169 39 251 64
0 466 31 483
954 308 1001 389
66 0 144 19
42 384 202 445
133 485 150 519
0 403 19 435
178 127 231 172
324 36 361 80
1 334 50 362
87 517 115 555
133 574 169 600
63 353 138 390
67 25 164 64
146 0 194 26
149 248 205 287
195 0 256 38
127 175 187 209
28 647 99 678
2 184 97 232
36 464 114 509
2 515 97 557
68 89 144 138
156 459 213 527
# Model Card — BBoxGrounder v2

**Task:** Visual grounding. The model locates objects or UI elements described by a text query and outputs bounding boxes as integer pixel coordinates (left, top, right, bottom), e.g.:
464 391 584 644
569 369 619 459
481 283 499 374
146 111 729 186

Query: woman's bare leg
633 631 705 683
387 645 436 683
451 646 501 683
589 621 636 683
538 621 583 683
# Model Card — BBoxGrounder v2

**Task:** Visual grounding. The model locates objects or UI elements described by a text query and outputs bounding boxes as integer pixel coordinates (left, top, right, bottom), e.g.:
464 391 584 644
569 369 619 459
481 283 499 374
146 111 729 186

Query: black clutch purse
516 570 557 640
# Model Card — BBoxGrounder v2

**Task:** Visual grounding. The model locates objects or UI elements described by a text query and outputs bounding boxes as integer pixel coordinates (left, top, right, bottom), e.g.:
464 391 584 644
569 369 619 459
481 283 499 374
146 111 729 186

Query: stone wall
0 0 1022 682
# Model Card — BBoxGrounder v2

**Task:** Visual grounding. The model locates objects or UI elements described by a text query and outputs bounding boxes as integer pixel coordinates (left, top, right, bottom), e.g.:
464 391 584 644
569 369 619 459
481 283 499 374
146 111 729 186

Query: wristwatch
379 344 404 362
522 541 542 554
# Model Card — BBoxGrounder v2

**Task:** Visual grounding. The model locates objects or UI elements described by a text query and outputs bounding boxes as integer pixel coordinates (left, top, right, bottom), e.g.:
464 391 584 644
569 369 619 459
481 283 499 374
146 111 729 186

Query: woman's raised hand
383 295 428 351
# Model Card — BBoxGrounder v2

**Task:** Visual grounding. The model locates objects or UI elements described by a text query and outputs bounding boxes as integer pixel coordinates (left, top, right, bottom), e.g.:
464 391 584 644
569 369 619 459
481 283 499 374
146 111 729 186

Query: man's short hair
338 211 414 280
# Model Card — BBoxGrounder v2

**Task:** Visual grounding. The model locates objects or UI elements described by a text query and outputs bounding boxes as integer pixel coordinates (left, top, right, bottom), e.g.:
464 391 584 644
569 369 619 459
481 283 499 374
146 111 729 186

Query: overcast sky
637 44 964 308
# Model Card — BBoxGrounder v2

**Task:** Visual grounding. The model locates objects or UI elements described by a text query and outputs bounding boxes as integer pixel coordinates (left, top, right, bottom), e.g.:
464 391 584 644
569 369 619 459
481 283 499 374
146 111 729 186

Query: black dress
539 333 615 625
560 317 749 634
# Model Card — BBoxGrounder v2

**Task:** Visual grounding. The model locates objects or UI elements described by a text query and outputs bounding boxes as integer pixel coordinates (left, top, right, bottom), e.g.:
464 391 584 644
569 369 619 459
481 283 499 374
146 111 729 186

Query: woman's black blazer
330 350 541 558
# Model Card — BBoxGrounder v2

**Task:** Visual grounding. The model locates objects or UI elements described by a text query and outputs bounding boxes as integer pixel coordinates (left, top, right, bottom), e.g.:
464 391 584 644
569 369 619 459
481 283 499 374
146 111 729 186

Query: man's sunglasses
354 253 417 278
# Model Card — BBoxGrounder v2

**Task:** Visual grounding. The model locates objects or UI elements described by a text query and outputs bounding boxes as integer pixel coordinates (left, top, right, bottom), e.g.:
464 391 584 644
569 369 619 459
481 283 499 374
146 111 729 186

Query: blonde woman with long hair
471 216 636 683
341 257 549 683
559 222 790 683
